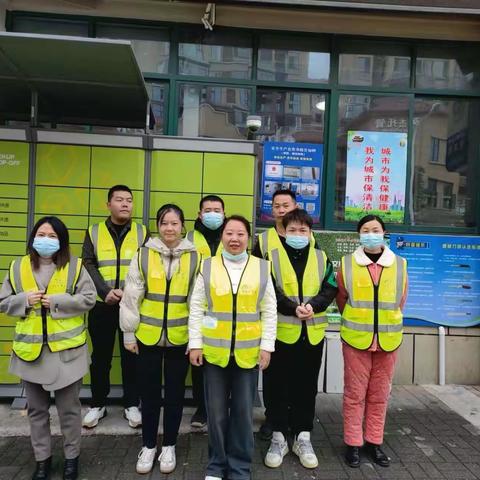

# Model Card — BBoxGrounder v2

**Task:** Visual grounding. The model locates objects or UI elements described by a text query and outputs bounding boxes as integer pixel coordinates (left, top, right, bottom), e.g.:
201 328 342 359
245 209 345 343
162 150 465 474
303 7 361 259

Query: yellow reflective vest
271 245 328 345
257 227 315 259
185 230 223 258
201 255 270 369
135 247 200 346
9 255 86 362
340 253 407 352
89 221 146 300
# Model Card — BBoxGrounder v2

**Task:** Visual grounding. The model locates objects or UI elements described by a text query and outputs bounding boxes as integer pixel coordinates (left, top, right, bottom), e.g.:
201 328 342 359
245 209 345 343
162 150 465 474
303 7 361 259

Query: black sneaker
345 446 360 468
191 408 207 428
258 421 273 441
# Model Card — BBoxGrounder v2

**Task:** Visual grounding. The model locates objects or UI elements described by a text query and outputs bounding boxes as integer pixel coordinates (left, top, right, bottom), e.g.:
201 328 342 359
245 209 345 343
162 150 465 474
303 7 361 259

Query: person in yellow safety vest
263 209 337 471
188 215 277 480
120 204 200 475
81 185 148 430
185 194 226 429
336 215 408 469
252 188 300 441
0 216 96 480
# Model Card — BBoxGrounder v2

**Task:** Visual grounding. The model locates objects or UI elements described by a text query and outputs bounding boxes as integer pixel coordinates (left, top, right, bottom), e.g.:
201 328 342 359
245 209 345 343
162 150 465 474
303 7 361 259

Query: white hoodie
119 236 196 347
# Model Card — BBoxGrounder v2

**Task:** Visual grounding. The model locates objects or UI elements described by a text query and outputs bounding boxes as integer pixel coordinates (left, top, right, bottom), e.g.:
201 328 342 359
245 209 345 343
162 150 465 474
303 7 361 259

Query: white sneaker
136 446 157 474
124 406 142 428
158 445 176 473
82 407 106 428
264 431 289 468
292 431 318 469
205 477 223 480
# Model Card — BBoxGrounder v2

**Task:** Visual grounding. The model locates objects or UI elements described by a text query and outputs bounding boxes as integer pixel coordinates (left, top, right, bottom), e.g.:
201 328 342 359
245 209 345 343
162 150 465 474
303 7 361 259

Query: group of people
0 184 408 480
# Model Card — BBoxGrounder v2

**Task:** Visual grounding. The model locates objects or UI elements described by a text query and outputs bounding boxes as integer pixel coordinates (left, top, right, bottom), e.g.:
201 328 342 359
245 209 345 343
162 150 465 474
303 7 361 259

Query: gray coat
0 257 96 391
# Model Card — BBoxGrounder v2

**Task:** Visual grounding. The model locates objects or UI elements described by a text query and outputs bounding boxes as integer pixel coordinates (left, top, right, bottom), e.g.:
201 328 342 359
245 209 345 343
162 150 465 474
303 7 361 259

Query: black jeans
88 302 139 408
191 364 206 413
137 343 189 447
204 359 258 480
266 336 324 435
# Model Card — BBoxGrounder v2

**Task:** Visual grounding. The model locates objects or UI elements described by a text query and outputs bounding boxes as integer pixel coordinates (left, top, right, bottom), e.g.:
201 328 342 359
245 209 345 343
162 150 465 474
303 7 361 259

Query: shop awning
231 0 480 14
0 32 149 128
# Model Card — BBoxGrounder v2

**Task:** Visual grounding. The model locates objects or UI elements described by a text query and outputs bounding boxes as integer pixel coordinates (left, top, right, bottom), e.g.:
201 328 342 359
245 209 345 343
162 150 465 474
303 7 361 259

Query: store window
257 36 330 83
96 24 170 74
146 82 167 134
177 84 251 139
11 16 89 36
178 30 252 79
416 46 480 91
256 89 326 143
334 94 409 223
339 41 411 88
411 98 479 227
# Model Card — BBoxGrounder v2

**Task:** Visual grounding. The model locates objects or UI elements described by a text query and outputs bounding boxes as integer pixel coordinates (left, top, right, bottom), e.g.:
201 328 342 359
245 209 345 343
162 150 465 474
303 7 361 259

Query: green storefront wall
0 131 258 389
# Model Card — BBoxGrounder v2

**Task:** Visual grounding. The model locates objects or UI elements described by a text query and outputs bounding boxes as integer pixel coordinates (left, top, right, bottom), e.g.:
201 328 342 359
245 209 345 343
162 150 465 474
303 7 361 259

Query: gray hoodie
119 236 197 347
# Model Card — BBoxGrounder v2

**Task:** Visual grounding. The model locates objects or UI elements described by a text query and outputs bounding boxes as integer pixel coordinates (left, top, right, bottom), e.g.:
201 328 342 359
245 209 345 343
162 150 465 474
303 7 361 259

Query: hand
258 350 271 370
189 349 203 366
112 289 123 299
27 290 44 306
40 294 51 309
105 289 121 305
295 303 313 320
124 342 138 354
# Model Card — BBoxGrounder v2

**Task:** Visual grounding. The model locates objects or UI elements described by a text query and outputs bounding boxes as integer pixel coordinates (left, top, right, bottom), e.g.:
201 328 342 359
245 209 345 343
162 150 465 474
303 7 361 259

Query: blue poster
260 142 323 223
390 233 480 327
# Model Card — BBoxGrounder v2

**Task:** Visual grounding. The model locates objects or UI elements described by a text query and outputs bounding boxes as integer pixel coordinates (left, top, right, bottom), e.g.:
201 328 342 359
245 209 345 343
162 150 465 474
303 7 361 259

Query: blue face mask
360 233 384 249
285 235 310 250
222 250 248 263
33 237 60 258
202 212 224 230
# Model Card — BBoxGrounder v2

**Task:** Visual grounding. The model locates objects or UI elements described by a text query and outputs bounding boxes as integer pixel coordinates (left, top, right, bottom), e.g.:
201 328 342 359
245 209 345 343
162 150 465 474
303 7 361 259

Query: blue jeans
204 359 258 480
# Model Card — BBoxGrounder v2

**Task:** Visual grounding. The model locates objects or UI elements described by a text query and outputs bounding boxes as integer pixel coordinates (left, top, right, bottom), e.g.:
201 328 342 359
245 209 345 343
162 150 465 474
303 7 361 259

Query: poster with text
260 142 323 223
345 131 407 223
390 233 480 327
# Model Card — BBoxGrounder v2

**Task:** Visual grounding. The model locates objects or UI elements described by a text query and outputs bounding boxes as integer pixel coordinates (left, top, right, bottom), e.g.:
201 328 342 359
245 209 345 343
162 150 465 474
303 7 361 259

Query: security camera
246 115 262 132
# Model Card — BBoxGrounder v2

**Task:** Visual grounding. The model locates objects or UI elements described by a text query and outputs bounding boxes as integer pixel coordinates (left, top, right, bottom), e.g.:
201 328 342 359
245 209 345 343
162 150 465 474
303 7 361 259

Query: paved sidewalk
0 386 480 479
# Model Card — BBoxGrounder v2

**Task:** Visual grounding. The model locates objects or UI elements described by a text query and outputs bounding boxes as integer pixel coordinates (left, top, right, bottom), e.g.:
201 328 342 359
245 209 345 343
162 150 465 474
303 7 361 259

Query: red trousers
342 342 398 447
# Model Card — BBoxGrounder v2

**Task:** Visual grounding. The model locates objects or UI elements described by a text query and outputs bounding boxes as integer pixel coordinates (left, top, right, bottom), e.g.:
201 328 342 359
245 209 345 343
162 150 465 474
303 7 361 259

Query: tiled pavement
1 386 480 479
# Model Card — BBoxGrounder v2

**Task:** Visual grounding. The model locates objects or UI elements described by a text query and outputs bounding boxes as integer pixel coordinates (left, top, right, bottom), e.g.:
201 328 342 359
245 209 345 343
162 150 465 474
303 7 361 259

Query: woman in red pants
336 215 408 468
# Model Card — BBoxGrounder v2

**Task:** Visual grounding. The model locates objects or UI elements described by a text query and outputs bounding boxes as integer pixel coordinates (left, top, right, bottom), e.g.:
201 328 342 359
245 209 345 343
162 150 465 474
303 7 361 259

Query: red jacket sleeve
335 268 349 315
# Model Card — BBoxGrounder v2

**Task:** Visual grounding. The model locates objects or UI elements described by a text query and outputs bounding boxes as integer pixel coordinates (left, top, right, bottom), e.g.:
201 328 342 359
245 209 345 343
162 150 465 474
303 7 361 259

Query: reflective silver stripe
202 258 214 311
48 324 85 342
256 259 269 311
119 280 125 289
105 279 116 288
343 254 354 305
140 315 188 328
206 310 258 322
188 251 199 293
140 247 149 284
97 259 130 268
66 257 79 294
342 319 374 332
278 314 301 326
145 293 187 303
136 222 145 246
186 231 194 243
303 250 326 303
11 259 23 293
203 337 260 349
90 223 99 257
14 333 44 343
259 230 268 258
395 256 405 307
378 323 403 333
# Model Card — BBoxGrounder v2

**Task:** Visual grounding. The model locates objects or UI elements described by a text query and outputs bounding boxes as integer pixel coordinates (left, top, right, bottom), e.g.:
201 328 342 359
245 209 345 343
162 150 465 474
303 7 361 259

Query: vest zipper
368 265 383 337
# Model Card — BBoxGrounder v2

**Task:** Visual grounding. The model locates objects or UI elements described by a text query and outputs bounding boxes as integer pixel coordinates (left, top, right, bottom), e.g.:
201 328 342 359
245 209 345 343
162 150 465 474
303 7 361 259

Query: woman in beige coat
0 216 96 480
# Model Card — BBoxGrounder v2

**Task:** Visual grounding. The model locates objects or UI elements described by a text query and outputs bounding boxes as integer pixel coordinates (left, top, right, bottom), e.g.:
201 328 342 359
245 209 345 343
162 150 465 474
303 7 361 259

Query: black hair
156 203 185 226
282 209 313 230
272 189 296 202
223 215 251 237
356 214 386 233
199 195 225 211
108 185 133 202
28 216 70 270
